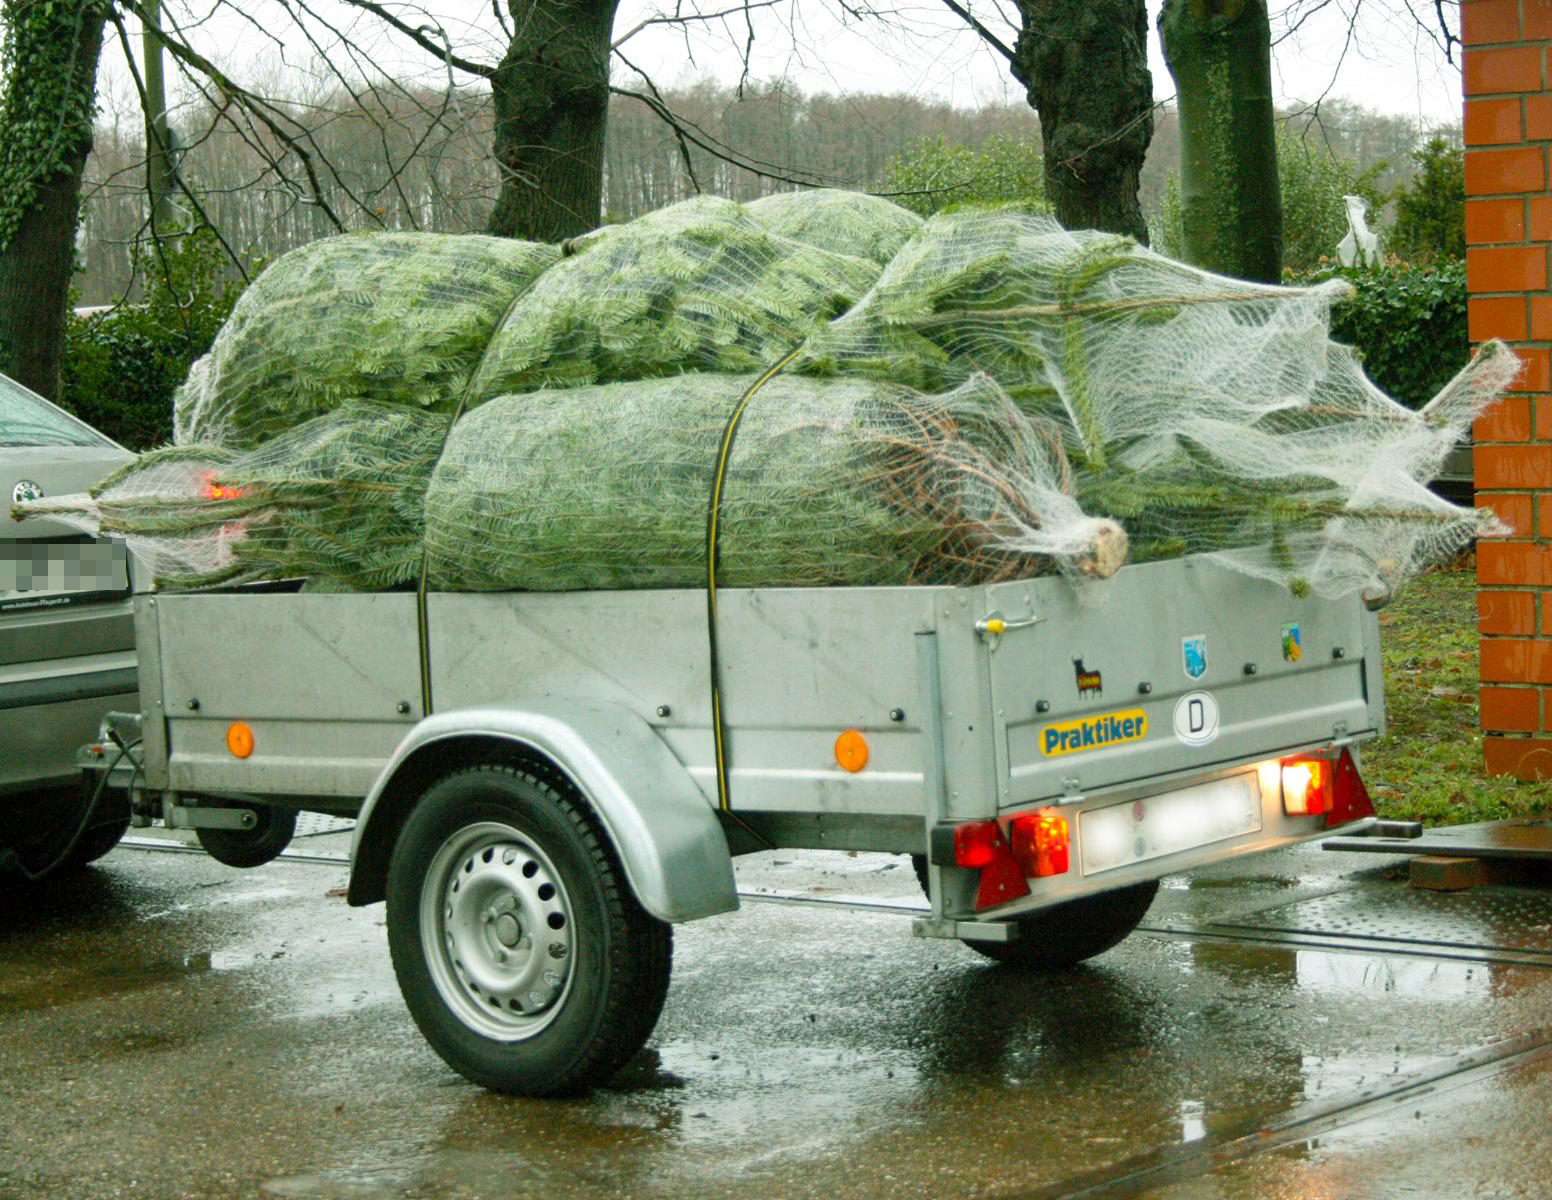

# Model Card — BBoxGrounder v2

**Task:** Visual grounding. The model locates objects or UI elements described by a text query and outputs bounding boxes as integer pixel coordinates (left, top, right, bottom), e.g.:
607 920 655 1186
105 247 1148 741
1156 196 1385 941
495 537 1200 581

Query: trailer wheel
196 805 297 868
385 763 673 1096
967 880 1159 969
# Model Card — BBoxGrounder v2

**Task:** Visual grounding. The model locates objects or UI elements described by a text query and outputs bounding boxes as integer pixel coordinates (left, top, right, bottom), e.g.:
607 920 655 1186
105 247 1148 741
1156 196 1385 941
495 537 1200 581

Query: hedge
59 229 243 450
1291 259 1467 411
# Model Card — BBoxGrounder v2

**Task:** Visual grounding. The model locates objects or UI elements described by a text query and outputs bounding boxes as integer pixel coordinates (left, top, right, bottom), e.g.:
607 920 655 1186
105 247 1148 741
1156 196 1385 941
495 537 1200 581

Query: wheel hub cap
420 823 576 1041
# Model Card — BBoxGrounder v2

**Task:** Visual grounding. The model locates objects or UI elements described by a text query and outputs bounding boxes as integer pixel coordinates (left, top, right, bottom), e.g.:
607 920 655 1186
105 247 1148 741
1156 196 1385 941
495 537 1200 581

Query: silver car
1 373 137 878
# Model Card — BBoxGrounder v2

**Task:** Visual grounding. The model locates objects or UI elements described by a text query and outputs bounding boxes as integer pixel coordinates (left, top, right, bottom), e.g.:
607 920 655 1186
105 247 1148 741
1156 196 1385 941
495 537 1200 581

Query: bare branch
612 0 785 51
331 0 495 77
108 10 252 283
936 0 1014 63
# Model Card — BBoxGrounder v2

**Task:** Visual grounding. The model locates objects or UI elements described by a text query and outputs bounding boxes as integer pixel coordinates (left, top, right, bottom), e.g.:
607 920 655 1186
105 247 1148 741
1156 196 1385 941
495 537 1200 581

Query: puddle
1294 948 1491 1000
0 957 210 1014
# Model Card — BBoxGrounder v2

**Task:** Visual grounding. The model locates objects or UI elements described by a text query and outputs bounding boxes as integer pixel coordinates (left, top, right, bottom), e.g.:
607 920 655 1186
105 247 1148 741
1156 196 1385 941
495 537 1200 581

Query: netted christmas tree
17 191 1515 602
173 232 559 448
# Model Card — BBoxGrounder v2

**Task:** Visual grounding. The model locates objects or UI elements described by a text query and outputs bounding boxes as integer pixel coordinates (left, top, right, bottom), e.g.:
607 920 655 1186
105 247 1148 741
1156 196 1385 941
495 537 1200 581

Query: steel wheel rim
420 821 576 1041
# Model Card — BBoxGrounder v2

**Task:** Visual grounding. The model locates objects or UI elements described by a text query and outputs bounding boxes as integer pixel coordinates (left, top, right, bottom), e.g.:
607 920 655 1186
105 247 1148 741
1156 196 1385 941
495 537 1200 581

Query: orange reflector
834 729 869 773
1010 811 1071 877
1281 757 1330 815
227 721 255 759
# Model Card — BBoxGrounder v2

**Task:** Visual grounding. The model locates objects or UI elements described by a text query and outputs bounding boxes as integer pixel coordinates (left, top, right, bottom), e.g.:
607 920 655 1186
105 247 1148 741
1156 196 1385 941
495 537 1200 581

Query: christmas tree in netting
19 190 1515 603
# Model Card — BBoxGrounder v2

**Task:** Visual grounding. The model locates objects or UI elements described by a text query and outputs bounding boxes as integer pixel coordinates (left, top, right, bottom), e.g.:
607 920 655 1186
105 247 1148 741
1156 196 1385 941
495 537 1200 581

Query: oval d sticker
1173 690 1220 747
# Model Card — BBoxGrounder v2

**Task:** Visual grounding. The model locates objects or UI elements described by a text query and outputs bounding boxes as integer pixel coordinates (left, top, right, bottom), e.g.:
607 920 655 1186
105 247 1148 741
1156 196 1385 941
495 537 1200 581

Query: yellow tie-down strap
705 348 804 848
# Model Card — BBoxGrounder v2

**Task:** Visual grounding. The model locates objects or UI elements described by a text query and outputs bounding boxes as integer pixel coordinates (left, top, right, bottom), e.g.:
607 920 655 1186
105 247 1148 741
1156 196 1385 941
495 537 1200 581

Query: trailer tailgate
979 556 1382 810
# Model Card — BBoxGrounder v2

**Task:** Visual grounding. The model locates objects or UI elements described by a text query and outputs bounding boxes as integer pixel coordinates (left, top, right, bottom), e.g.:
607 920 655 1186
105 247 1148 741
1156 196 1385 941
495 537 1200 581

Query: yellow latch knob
982 618 1007 636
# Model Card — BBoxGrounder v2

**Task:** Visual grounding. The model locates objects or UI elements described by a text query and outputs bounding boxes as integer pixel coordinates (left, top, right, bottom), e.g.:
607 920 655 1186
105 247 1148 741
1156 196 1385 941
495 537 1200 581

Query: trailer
112 552 1382 1094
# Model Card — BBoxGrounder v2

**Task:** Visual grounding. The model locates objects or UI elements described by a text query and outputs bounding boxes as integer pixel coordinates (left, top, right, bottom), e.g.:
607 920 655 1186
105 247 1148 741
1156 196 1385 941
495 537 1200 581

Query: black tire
62 818 130 868
196 805 297 868
908 855 1156 969
967 879 1159 969
385 763 673 1096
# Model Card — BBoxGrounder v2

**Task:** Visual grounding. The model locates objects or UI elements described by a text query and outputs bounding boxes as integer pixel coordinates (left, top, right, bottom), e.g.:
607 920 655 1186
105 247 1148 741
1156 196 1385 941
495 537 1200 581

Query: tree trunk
0 4 109 400
1158 0 1282 282
486 0 620 242
1010 0 1153 242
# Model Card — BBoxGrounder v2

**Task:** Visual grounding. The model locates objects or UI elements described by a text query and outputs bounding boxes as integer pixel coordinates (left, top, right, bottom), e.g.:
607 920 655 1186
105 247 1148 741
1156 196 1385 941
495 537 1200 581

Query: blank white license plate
1080 774 1263 875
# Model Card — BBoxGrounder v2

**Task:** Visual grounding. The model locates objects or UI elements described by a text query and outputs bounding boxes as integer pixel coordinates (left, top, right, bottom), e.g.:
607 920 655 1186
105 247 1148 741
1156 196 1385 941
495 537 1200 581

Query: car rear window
0 373 111 447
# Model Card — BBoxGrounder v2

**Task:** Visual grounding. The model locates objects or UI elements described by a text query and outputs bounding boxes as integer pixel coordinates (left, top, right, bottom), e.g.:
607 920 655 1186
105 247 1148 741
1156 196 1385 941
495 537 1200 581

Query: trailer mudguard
346 701 739 922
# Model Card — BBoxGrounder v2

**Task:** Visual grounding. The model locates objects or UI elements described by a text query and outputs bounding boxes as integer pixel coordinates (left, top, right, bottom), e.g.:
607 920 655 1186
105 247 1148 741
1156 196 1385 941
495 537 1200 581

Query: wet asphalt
4 836 1552 1200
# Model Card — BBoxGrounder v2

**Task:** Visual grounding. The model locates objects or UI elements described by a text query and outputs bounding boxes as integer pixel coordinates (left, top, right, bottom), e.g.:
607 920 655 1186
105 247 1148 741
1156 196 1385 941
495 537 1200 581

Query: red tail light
1010 811 1070 877
1281 749 1374 826
1281 757 1330 815
951 820 1031 910
953 820 1003 868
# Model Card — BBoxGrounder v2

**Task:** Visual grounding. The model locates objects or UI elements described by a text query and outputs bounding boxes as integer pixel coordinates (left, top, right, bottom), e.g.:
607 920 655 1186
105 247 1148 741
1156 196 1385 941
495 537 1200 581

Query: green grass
1365 560 1552 825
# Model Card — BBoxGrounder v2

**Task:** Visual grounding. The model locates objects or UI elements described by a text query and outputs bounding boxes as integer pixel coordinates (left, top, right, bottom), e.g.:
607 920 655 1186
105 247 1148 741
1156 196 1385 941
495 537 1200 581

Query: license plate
0 538 129 613
1080 773 1262 875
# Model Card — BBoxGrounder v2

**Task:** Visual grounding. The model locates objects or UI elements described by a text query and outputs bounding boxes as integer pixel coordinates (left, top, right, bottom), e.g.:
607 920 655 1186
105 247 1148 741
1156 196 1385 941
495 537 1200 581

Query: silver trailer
121 553 1383 1093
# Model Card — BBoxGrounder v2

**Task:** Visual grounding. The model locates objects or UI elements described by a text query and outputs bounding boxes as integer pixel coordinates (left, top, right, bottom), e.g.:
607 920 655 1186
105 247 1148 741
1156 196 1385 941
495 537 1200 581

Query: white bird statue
1337 194 1379 267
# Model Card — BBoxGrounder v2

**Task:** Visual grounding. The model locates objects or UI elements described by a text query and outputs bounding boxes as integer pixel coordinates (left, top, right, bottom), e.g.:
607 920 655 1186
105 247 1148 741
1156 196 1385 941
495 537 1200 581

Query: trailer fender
346 702 738 923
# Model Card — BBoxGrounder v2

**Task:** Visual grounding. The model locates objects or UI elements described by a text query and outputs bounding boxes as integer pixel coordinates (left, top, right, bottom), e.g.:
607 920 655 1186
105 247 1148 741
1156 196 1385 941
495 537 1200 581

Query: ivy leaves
0 0 111 251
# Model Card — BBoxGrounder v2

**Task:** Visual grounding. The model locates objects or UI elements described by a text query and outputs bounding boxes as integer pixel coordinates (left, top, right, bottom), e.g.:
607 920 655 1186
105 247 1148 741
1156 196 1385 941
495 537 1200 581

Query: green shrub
881 134 1048 218
1292 260 1467 409
61 226 245 449
1390 136 1465 265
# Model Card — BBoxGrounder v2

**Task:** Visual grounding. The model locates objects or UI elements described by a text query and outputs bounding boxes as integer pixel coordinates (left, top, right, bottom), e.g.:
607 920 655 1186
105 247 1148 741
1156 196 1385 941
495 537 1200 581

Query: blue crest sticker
1182 635 1207 680
1281 622 1302 663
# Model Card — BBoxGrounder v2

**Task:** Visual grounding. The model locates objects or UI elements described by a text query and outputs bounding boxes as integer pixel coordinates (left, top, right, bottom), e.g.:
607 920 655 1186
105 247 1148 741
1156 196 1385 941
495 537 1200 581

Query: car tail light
1010 811 1070 877
201 470 245 501
951 820 1031 910
1281 757 1330 815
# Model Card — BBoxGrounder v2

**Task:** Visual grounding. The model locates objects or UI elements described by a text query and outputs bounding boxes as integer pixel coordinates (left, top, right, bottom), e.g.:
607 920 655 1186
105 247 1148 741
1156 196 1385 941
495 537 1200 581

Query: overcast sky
117 1 1464 128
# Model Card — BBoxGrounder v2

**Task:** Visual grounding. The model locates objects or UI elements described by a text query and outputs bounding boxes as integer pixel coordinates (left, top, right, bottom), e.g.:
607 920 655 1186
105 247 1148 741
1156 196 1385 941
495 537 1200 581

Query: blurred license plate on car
1080 773 1262 875
0 537 129 612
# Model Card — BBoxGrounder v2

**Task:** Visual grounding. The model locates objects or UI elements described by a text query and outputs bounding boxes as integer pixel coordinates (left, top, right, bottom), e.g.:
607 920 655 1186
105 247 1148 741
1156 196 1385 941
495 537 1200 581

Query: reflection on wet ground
3 843 1552 1198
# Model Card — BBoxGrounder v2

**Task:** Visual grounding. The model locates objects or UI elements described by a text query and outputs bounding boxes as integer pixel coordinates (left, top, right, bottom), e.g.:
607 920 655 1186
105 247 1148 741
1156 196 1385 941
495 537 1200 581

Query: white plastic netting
742 188 923 265
466 195 882 399
173 232 559 448
19 192 1514 601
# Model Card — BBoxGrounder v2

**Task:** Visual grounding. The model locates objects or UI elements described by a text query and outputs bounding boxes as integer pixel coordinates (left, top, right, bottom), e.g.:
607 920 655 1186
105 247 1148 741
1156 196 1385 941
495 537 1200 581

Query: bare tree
935 0 1154 240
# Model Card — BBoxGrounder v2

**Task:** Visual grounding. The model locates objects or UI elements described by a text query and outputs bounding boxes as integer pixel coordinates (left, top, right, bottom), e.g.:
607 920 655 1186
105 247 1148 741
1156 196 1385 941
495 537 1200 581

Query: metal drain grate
1198 885 1552 961
291 813 356 839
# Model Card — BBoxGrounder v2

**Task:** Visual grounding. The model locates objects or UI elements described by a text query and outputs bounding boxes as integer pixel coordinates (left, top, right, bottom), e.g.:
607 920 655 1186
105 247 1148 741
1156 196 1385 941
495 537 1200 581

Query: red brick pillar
1467 0 1552 776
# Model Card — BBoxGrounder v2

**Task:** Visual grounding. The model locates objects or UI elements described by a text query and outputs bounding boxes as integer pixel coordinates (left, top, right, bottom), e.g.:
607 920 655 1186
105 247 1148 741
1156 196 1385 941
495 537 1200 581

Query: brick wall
1467 0 1552 777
